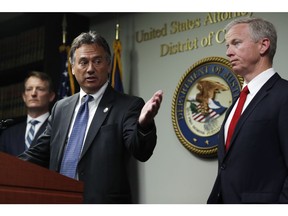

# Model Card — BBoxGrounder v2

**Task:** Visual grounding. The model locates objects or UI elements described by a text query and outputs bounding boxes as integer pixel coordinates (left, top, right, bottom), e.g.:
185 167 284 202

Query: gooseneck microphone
0 119 14 130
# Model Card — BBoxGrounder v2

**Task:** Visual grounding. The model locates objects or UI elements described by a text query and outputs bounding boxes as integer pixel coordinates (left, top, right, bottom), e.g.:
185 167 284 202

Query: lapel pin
103 107 109 113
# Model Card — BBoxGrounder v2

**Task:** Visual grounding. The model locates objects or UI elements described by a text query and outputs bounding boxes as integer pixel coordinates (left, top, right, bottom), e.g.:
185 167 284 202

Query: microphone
0 119 14 130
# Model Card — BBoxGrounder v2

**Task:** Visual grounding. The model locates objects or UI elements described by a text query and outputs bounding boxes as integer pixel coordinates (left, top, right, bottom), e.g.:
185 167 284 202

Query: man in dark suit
0 71 55 156
18 31 163 204
207 17 288 204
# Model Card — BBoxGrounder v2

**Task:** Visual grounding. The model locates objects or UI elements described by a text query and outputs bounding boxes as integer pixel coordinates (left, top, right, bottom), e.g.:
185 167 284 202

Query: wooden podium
0 152 83 204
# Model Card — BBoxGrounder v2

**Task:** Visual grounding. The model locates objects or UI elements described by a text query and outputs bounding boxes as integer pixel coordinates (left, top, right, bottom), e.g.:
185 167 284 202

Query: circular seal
171 56 243 157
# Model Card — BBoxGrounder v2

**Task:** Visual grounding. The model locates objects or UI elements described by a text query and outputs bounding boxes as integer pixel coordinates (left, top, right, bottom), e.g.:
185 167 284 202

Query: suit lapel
226 73 280 153
80 85 115 158
218 122 227 160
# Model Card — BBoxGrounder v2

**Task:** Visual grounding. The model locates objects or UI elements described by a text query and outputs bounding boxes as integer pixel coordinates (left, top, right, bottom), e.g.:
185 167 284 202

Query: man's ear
107 62 112 77
259 38 270 55
69 57 75 75
22 92 27 104
71 64 75 75
49 92 56 103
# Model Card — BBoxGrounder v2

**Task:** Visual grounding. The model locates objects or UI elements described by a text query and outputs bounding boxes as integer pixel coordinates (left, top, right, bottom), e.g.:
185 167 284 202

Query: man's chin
27 105 42 110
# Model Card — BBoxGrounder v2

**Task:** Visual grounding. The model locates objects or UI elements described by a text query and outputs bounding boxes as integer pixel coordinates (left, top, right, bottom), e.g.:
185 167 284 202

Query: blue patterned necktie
25 120 39 149
60 95 92 179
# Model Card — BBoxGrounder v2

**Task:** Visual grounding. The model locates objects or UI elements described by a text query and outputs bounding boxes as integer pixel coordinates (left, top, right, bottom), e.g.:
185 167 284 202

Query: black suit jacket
0 117 48 156
208 73 288 204
19 85 157 203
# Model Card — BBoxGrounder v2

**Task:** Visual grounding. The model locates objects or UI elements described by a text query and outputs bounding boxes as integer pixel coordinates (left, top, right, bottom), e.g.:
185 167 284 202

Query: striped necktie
25 119 39 149
60 95 92 179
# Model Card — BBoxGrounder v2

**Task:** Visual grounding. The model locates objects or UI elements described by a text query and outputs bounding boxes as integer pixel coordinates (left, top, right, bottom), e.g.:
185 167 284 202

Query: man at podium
18 31 163 204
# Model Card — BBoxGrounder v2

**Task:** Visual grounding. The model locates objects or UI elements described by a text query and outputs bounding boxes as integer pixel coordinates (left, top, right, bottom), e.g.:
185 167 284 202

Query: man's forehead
75 44 105 57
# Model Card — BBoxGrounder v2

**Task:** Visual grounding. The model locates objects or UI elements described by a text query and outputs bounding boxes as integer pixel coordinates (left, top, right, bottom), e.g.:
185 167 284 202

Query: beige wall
90 12 288 203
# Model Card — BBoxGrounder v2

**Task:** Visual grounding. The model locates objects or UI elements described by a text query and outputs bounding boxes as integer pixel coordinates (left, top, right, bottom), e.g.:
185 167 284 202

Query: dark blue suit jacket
0 117 48 156
208 73 288 204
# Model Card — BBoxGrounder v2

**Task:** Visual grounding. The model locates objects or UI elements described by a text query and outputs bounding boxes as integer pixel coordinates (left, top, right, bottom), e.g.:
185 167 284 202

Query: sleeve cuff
137 122 155 135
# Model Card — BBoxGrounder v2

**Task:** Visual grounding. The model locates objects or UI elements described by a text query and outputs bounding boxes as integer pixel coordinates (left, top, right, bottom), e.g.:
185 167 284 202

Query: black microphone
0 119 14 130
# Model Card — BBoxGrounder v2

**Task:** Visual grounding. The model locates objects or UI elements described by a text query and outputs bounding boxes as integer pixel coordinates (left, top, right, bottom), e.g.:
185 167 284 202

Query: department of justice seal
171 56 243 157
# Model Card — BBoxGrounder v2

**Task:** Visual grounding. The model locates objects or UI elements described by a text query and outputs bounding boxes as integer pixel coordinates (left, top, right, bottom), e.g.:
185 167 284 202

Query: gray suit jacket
19 85 157 203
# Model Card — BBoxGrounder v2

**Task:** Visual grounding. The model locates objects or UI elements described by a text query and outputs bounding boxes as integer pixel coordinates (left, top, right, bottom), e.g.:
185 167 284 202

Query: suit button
221 164 226 170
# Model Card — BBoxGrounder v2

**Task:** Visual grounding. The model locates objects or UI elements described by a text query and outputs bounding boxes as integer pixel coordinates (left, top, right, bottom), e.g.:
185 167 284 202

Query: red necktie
226 86 249 151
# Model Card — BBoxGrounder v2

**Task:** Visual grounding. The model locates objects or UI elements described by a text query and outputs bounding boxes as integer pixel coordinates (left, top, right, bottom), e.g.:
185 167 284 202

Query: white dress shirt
25 112 49 139
224 68 276 143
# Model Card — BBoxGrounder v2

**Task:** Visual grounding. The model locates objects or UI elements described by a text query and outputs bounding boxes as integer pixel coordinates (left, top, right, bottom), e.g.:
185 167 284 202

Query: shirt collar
244 68 275 96
27 112 49 124
79 81 108 102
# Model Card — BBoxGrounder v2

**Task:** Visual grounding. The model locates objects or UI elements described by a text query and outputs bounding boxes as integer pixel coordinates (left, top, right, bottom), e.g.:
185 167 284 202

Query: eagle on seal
188 79 229 118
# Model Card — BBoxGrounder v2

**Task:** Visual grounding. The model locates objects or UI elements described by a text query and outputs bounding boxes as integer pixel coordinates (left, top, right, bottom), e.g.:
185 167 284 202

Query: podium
0 152 83 204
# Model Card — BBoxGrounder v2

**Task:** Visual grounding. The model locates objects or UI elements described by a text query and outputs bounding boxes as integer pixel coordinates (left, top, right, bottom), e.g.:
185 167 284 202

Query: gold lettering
201 32 214 47
204 12 253 26
160 38 198 57
215 29 226 44
170 18 201 34
135 24 167 43
160 44 170 57
204 13 214 26
135 13 254 57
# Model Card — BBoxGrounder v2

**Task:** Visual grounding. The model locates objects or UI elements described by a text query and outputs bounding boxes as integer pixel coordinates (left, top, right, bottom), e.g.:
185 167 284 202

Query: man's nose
31 88 38 95
87 61 95 72
226 46 233 57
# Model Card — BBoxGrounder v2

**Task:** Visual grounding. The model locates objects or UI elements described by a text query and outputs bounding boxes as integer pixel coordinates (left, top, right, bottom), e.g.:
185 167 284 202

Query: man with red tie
208 17 288 204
